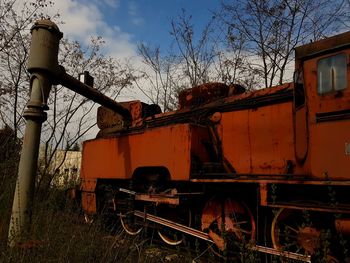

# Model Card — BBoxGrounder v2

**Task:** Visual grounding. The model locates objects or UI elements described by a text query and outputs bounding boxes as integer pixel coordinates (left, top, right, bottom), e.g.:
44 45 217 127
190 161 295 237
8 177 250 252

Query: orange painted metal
302 50 350 180
81 124 204 183
81 192 96 215
335 218 350 235
80 179 96 192
260 183 268 206
294 104 308 164
80 31 350 217
221 97 296 175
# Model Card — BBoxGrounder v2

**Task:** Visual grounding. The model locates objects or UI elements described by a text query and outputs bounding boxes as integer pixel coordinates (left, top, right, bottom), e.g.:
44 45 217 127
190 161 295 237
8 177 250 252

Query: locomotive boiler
79 32 350 261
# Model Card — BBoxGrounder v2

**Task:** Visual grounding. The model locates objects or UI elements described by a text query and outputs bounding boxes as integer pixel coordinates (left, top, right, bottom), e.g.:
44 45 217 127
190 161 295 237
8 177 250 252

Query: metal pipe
8 74 53 246
57 69 131 120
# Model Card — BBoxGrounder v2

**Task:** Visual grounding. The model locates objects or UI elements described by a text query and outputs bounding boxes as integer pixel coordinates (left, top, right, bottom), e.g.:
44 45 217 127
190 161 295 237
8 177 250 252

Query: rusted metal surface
97 103 130 130
96 102 161 133
143 84 293 130
178 82 230 109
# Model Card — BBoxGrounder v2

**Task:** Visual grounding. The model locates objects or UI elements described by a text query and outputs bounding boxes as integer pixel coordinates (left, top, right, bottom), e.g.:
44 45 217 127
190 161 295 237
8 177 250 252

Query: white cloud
48 0 153 101
102 0 119 9
49 0 137 59
128 1 144 26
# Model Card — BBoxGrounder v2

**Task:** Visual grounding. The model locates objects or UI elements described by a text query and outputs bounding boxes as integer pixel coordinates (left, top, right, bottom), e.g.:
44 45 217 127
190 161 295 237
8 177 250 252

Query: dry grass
0 185 217 263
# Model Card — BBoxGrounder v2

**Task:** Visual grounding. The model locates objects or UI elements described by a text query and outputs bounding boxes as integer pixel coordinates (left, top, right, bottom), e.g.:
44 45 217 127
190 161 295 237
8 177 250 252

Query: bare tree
0 0 59 137
135 10 221 111
0 0 56 52
211 26 263 90
136 44 178 111
0 0 136 189
170 9 217 87
219 0 350 88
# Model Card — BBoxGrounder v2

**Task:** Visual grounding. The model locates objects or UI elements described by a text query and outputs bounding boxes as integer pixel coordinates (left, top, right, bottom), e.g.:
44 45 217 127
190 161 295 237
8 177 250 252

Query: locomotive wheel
157 204 191 246
271 208 321 255
271 207 343 263
271 208 342 262
120 211 143 236
84 213 95 224
201 197 256 257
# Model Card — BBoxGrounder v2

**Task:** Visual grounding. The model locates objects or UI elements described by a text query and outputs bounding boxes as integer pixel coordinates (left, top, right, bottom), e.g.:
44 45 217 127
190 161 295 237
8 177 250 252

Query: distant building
39 146 81 188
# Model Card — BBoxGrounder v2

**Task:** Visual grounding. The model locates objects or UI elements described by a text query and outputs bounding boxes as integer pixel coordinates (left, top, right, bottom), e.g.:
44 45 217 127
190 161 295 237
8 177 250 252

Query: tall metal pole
8 19 132 246
8 20 62 247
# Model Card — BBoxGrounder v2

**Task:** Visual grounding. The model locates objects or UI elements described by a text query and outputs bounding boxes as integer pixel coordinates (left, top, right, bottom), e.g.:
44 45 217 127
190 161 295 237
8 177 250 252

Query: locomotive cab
294 32 350 180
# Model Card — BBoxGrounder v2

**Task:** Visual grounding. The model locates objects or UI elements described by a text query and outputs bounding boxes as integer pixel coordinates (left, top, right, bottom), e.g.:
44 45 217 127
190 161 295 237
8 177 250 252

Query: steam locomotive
79 31 350 262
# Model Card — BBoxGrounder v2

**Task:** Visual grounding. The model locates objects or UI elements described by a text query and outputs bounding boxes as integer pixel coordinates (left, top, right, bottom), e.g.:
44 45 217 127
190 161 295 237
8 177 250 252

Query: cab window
317 53 347 94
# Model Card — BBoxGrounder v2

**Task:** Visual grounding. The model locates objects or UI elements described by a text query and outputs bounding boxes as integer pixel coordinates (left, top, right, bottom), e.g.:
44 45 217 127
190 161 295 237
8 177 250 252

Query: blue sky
51 0 223 59
103 0 221 48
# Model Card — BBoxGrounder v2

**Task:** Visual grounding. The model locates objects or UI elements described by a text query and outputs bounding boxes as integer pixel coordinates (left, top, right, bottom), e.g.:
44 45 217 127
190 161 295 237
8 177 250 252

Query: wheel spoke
234 220 248 225
237 228 252 234
271 208 326 258
285 225 299 233
202 197 256 259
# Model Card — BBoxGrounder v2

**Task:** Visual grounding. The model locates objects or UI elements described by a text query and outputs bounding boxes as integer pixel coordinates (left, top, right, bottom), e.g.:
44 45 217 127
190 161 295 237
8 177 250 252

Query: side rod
133 210 312 263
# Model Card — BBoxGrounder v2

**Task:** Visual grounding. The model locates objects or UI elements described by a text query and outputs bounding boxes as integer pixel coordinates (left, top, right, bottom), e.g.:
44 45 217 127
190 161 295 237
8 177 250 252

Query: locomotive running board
119 188 179 205
133 210 311 263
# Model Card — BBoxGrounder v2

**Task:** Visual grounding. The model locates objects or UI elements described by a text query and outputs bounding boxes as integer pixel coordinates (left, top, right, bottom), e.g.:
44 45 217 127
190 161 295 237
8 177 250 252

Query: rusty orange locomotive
79 31 350 261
